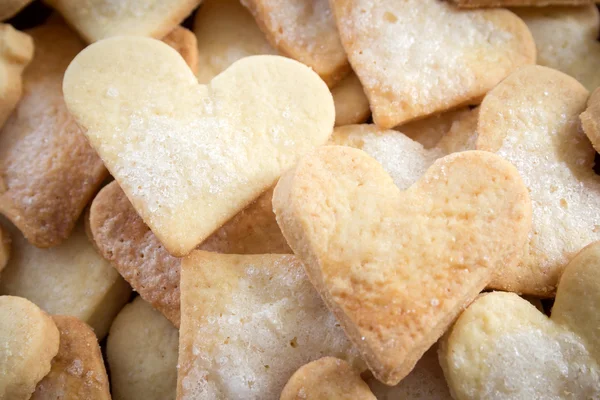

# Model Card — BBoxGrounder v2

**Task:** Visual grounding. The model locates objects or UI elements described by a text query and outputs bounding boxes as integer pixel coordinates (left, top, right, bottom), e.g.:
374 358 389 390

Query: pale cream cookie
108 297 179 400
452 0 594 7
581 88 600 152
329 0 535 128
63 37 334 257
177 252 364 400
0 295 60 400
273 146 531 384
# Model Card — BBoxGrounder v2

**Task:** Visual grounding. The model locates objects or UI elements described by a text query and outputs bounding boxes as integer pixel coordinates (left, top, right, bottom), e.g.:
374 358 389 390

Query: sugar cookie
330 0 535 128
440 241 600 400
0 219 131 339
452 0 594 7
63 37 334 257
178 252 364 400
273 146 531 384
581 88 600 152
45 0 203 43
162 26 199 75
0 0 34 21
108 297 179 400
366 345 452 400
241 0 349 87
0 20 107 248
89 180 291 326
281 357 375 400
477 65 598 296
0 24 33 128
513 5 600 92
332 73 371 127
0 295 60 400
31 316 110 400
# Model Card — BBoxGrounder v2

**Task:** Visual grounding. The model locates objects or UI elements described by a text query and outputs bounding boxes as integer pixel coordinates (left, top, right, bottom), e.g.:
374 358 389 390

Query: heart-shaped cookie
0 295 60 400
179 252 364 399
513 5 600 92
63 37 334 257
0 24 33 128
440 241 600 399
241 0 349 87
31 316 111 400
581 88 600 152
88 180 291 326
44 0 203 43
329 0 535 128
107 297 179 400
273 146 531 384
476 65 598 296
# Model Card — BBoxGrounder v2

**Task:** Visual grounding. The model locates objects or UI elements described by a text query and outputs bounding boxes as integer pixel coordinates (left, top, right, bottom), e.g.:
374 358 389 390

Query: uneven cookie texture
44 0 203 42
0 24 33 128
273 146 531 384
452 0 594 7
281 357 375 400
64 37 334 257
108 297 179 400
330 0 535 128
241 0 349 87
0 20 107 248
89 181 290 326
581 88 600 153
513 5 600 92
0 219 131 339
0 296 60 400
440 241 600 400
178 252 364 400
477 65 598 296
31 316 111 400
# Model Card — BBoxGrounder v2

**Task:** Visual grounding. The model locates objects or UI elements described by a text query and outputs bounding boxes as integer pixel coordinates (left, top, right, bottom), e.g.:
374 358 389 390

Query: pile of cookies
0 0 599 399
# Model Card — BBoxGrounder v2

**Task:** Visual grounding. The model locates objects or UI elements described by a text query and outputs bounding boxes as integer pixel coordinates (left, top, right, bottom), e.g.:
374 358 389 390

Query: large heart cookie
45 0 203 43
476 65 598 296
0 24 33 128
178 251 364 399
581 88 600 152
31 316 111 400
329 0 535 128
0 295 60 400
88 180 291 326
513 5 600 92
63 37 334 257
440 241 600 399
273 146 531 384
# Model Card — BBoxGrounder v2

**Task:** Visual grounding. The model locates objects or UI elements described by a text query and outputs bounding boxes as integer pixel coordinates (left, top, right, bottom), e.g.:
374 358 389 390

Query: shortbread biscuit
477 65 597 296
0 219 131 339
330 0 535 128
398 107 477 149
0 296 60 400
178 252 364 400
273 146 531 385
64 37 334 257
0 20 107 248
0 24 33 128
0 225 9 272
44 0 203 43
241 0 349 87
440 241 600 400
366 345 452 400
513 5 600 92
89 181 291 326
581 88 600 152
108 297 179 400
281 357 375 400
31 316 110 400
162 26 199 75
194 0 278 84
332 73 371 127
452 0 594 7
0 0 34 21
